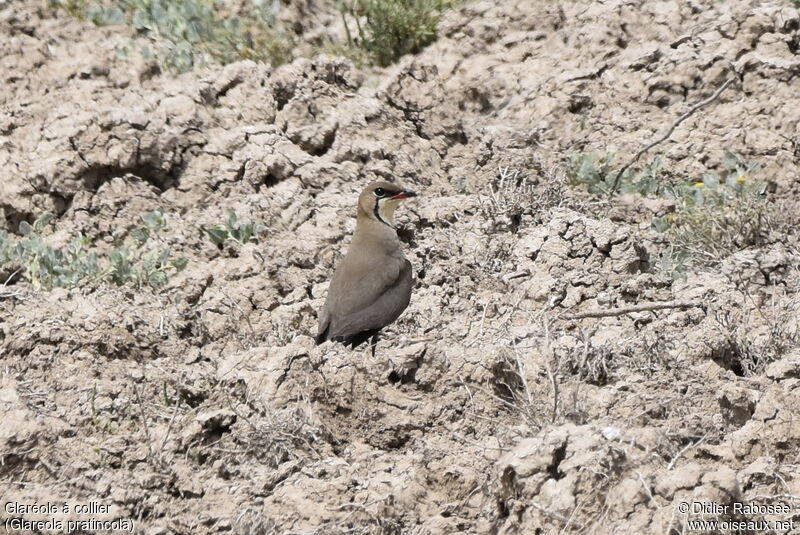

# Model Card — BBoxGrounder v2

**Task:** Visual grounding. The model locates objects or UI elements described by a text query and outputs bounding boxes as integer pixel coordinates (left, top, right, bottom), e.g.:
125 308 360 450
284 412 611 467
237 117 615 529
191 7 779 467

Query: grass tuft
339 0 454 67
50 0 293 72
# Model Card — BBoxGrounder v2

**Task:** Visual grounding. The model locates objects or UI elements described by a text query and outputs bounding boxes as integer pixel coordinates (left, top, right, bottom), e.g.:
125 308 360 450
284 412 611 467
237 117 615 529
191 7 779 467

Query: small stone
196 409 237 431
765 357 800 381
601 426 621 440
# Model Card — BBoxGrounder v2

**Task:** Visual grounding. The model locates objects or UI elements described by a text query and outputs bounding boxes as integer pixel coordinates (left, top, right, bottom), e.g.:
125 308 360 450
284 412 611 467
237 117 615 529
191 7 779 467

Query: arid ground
2 0 800 533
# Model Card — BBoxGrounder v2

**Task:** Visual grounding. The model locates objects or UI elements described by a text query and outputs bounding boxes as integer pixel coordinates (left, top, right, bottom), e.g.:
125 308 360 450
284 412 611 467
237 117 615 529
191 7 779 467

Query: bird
316 181 417 354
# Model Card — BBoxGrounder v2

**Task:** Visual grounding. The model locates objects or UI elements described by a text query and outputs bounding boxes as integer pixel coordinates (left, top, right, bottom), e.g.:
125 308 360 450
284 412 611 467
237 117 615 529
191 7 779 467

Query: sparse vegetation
569 151 771 275
0 213 99 290
479 165 565 231
653 152 769 270
49 0 457 71
338 0 454 67
555 332 672 387
49 0 293 72
48 0 88 17
712 300 800 377
106 209 189 290
0 209 187 291
567 152 664 197
204 209 267 246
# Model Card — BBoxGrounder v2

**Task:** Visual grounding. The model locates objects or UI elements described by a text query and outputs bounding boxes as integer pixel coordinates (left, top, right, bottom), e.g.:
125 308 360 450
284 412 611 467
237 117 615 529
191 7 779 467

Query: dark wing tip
316 309 331 345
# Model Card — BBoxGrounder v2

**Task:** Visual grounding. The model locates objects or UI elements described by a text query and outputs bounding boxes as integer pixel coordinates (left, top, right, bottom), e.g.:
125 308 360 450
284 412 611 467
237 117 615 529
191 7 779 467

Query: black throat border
373 199 393 228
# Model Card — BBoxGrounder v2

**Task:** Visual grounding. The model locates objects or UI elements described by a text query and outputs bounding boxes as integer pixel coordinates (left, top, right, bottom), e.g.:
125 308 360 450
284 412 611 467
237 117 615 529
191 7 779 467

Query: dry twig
667 432 708 470
609 77 735 194
563 301 704 320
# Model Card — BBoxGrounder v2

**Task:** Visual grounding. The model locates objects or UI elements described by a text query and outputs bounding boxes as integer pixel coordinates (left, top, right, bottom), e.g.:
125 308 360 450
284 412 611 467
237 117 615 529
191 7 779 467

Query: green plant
568 150 772 277
48 0 90 18
656 246 691 280
205 209 266 246
78 0 292 72
106 208 189 290
652 152 768 270
339 0 453 67
0 213 101 290
0 209 187 291
567 152 663 196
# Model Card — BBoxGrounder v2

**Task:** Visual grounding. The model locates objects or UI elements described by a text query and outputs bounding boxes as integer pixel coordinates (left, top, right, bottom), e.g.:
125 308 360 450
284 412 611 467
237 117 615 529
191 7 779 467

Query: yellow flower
693 182 705 188
736 176 747 184
666 214 676 223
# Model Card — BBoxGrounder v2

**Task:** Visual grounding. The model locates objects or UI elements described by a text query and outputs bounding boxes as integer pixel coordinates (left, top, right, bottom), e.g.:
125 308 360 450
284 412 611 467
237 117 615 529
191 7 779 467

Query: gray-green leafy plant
0 213 100 290
205 209 267 246
106 208 189 290
656 246 691 281
339 0 454 67
52 0 292 72
567 153 664 196
0 209 187 291
568 150 771 277
652 152 768 270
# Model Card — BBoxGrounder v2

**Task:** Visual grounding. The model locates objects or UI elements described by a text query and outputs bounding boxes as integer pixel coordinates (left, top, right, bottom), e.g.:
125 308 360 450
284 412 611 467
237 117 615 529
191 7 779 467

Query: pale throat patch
376 198 402 226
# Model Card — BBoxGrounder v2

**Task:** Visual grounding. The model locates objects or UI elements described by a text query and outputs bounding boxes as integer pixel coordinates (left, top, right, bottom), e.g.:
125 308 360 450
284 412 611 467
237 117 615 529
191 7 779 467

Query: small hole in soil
548 442 567 481
497 499 510 519
729 361 745 377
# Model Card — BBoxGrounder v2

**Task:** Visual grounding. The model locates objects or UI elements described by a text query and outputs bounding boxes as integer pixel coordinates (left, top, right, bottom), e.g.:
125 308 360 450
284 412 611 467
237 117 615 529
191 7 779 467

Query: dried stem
563 301 704 320
667 432 708 470
609 77 735 194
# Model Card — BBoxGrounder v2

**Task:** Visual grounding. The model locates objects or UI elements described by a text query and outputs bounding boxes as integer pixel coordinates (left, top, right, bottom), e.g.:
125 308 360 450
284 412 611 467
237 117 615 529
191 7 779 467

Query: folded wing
317 255 412 345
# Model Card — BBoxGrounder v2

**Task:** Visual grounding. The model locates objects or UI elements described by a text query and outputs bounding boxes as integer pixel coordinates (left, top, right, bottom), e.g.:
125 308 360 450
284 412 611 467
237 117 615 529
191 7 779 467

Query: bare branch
609 77 735 194
563 301 704 320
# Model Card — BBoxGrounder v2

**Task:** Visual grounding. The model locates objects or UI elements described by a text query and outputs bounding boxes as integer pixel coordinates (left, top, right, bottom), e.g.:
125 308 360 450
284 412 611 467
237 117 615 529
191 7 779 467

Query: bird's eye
374 187 386 197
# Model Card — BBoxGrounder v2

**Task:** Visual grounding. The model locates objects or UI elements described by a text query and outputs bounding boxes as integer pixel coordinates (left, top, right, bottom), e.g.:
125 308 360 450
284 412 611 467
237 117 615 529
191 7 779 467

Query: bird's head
357 181 417 228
